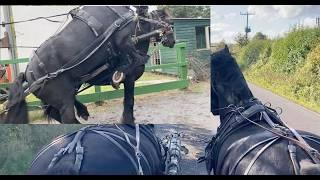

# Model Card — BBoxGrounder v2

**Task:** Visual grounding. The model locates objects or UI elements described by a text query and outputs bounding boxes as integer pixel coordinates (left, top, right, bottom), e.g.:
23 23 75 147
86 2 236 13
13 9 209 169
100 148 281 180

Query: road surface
248 83 320 135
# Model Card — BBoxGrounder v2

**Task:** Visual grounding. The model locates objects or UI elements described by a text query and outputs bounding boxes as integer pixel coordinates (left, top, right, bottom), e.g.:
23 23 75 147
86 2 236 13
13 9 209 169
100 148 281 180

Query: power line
0 46 39 49
0 13 68 26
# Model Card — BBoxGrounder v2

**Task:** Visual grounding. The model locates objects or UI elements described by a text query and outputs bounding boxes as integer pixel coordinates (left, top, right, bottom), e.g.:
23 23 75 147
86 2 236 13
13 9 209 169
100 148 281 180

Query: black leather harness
199 99 320 175
30 124 163 175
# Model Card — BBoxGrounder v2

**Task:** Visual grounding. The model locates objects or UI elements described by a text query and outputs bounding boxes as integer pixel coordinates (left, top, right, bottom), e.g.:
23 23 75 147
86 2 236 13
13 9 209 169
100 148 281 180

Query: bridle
131 10 174 45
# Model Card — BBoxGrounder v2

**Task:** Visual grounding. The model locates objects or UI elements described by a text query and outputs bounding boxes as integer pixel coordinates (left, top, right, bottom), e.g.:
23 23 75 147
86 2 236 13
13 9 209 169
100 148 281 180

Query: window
150 43 161 65
195 26 210 50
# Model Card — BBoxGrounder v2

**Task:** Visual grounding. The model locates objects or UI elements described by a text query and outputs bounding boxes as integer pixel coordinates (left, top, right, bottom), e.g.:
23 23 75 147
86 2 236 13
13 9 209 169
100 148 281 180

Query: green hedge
236 27 320 113
0 125 85 175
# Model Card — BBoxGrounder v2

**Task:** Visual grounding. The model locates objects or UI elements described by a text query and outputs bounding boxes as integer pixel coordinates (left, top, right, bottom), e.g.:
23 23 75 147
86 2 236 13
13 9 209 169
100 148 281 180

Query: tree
234 33 248 47
157 6 210 18
253 32 267 40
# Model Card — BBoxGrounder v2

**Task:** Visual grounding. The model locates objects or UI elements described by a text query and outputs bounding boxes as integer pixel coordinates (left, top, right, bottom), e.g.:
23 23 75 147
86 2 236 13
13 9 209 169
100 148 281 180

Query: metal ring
114 22 121 27
112 71 124 84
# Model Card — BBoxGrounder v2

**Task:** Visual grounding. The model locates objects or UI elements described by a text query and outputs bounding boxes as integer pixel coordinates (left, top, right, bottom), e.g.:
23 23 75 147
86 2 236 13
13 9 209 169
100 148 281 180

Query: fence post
94 86 103 106
175 43 188 89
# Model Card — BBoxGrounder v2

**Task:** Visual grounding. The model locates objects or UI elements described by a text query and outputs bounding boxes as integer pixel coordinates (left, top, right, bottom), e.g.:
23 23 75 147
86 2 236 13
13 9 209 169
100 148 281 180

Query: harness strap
115 124 144 175
288 141 300 175
232 104 265 127
47 126 88 171
229 136 278 175
93 130 151 173
244 137 280 175
70 8 103 37
91 130 140 173
78 63 109 85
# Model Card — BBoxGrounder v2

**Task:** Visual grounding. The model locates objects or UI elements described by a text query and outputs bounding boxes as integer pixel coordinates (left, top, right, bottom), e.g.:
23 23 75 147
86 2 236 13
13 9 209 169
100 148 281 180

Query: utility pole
2 5 19 81
317 17 320 28
240 11 255 41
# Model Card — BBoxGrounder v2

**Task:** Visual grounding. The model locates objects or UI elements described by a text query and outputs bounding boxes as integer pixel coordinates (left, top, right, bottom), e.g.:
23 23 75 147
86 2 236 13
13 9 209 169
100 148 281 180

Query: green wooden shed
148 18 211 74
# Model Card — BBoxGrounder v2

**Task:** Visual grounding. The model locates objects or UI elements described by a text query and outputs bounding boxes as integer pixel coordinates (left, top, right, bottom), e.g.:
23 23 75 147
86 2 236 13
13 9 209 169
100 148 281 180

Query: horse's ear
224 45 229 54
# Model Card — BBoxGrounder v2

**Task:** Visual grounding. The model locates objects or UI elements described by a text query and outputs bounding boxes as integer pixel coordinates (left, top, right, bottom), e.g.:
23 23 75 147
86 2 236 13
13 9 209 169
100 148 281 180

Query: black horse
2 6 175 124
200 45 320 175
28 124 166 175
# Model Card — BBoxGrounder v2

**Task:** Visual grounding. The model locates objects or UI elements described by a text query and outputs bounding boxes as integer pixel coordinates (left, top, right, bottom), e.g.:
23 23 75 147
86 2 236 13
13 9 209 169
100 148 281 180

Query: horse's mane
211 45 254 108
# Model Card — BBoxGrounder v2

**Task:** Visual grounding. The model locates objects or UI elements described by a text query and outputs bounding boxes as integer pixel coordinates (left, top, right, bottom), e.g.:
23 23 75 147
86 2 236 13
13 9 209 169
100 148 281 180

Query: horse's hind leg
59 100 81 124
75 100 89 120
34 78 80 124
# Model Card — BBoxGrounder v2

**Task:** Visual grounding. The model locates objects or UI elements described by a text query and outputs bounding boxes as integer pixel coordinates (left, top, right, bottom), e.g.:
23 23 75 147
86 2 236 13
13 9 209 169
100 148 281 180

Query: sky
210 5 320 44
0 5 156 71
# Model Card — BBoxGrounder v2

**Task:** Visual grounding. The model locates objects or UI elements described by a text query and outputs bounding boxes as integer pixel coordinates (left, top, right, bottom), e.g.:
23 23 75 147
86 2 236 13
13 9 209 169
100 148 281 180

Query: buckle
114 22 121 27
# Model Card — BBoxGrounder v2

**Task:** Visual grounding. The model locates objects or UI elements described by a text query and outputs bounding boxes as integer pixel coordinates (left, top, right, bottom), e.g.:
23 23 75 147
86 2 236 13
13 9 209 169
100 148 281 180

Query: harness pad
70 8 103 37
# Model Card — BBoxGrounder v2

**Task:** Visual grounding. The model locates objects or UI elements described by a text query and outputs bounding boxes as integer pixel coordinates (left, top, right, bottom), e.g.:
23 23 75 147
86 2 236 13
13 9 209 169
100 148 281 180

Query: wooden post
175 42 188 89
3 6 19 82
94 86 103 106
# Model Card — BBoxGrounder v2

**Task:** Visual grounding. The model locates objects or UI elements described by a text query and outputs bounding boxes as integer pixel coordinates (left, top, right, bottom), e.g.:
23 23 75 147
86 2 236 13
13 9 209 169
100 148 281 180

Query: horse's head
210 45 254 116
149 8 175 48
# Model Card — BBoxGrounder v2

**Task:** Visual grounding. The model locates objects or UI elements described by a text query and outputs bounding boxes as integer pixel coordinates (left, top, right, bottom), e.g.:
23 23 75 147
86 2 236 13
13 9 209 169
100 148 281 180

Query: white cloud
223 12 237 19
210 8 221 20
248 5 317 20
302 17 317 27
211 22 230 32
212 30 237 43
272 5 308 18
247 5 277 19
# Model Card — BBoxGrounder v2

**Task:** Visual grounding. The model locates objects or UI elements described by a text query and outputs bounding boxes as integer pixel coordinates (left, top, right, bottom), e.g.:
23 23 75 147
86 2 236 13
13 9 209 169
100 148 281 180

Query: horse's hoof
120 116 135 124
111 82 120 90
81 115 89 121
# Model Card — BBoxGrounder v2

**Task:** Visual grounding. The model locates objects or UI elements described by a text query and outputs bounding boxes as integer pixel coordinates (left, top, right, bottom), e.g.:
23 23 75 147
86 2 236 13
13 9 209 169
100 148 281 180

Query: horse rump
28 124 165 175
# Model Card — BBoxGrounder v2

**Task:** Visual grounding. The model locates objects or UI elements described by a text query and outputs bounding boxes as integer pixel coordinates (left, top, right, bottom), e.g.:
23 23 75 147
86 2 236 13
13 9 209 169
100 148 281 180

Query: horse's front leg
120 65 145 124
121 76 135 124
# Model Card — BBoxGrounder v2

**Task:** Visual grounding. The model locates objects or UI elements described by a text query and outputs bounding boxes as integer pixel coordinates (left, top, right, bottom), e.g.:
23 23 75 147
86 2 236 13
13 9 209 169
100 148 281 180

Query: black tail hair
5 72 29 123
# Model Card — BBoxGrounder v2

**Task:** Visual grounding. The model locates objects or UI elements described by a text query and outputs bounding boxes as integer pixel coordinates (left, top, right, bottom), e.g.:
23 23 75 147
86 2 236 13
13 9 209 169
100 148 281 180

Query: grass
0 125 86 175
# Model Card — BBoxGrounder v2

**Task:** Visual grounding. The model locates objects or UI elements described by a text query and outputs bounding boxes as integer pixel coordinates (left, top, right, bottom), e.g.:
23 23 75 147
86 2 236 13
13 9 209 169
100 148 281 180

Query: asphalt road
248 83 320 135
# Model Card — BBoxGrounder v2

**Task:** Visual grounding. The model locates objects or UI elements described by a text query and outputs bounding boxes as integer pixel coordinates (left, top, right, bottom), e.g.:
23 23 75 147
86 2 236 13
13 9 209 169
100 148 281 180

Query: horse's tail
5 72 29 123
300 160 320 175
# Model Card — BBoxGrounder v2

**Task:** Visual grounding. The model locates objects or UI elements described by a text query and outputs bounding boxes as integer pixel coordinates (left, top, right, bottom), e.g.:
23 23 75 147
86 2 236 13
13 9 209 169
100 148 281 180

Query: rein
204 101 320 174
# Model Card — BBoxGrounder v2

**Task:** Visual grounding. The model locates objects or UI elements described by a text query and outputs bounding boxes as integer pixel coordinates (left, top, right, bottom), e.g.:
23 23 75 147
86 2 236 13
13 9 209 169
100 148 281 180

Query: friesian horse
199 45 320 175
2 6 175 124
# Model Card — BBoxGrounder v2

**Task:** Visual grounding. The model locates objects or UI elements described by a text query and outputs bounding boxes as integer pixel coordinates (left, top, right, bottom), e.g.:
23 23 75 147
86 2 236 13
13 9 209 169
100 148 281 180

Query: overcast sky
211 5 320 44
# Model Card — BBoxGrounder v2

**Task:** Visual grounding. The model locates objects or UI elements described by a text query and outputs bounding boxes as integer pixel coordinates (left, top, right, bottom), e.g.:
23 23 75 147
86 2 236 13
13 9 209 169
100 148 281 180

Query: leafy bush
237 39 271 70
236 27 320 112
270 28 320 74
